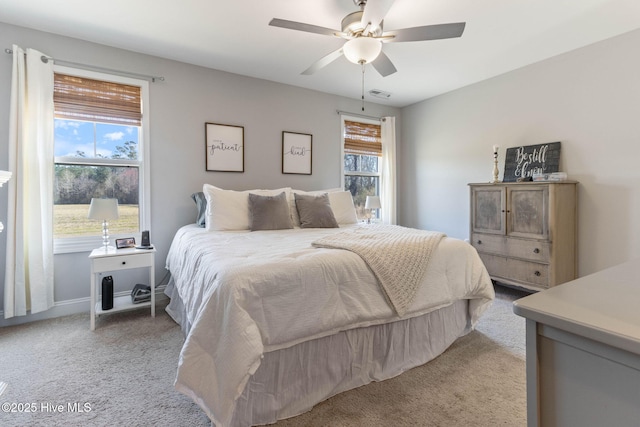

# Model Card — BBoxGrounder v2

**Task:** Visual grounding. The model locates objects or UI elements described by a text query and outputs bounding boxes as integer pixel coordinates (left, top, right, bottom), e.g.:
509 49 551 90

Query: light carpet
0 285 528 427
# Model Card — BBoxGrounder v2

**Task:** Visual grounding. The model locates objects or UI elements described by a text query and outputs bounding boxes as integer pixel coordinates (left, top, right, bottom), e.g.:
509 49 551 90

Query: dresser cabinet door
471 186 505 235
507 185 549 240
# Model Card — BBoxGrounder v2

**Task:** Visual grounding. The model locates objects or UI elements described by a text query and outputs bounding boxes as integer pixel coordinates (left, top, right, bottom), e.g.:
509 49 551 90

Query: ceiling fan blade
361 0 395 35
371 51 397 77
269 18 340 37
302 48 344 75
386 22 466 43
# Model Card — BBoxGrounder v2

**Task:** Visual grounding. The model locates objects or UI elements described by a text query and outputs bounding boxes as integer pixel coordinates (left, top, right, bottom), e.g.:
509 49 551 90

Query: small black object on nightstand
101 276 114 310
136 230 153 249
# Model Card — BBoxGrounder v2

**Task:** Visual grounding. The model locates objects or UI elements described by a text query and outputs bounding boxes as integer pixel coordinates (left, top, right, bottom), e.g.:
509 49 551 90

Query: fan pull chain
361 61 365 111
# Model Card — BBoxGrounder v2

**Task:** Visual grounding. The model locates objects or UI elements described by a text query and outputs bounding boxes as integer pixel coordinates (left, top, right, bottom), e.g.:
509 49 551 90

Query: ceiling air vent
369 89 391 99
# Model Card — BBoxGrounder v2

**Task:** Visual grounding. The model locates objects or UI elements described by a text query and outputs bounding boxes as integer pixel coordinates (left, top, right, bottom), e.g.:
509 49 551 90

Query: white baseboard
0 285 167 328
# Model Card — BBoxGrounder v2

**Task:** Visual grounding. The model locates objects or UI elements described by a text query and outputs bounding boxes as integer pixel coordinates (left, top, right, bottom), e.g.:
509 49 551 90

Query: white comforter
165 224 494 427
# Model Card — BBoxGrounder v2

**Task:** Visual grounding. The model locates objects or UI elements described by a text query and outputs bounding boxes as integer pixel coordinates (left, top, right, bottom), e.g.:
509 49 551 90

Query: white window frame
53 65 151 254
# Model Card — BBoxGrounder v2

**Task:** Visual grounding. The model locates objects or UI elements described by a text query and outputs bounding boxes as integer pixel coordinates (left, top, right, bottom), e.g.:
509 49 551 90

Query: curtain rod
336 110 385 121
4 48 165 82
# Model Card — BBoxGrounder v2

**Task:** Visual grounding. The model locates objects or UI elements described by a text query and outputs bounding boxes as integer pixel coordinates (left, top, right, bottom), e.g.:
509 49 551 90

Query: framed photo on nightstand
115 237 136 249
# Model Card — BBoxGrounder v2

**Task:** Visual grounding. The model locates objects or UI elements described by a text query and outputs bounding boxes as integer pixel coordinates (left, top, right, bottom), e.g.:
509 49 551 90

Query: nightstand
89 246 156 330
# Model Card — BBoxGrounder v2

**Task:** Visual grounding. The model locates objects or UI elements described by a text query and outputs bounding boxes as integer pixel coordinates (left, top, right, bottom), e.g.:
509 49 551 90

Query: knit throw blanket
312 225 446 316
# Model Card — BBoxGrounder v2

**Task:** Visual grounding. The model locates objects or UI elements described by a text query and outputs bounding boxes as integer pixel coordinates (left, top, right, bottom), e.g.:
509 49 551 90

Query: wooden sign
503 142 561 182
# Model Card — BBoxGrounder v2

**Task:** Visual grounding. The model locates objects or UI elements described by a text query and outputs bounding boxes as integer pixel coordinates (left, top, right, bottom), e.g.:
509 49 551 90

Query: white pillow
203 185 248 231
203 184 292 231
290 188 342 227
328 191 358 225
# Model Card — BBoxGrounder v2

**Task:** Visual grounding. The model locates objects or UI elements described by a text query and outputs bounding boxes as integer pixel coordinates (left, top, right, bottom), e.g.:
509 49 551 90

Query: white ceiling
1 0 640 107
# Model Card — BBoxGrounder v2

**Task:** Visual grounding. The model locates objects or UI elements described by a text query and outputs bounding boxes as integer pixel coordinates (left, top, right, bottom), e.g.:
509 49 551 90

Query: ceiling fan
269 0 466 77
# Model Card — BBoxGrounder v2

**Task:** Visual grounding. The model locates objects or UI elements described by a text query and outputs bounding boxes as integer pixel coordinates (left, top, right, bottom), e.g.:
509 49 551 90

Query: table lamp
365 196 381 223
88 198 119 251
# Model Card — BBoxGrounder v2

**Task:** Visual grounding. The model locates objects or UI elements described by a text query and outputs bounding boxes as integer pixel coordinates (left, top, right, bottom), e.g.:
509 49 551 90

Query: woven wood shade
54 73 142 126
344 120 382 156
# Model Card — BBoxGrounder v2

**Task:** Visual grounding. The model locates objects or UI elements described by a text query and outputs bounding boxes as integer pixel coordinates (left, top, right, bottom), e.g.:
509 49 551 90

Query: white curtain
380 116 397 225
4 45 55 318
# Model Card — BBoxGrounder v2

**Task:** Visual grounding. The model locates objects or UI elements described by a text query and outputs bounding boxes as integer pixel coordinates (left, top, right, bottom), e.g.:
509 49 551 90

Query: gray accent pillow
191 191 207 228
294 193 339 228
248 192 293 231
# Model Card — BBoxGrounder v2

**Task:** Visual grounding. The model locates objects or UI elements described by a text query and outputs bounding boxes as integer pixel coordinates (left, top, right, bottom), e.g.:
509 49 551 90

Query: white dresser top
513 258 640 355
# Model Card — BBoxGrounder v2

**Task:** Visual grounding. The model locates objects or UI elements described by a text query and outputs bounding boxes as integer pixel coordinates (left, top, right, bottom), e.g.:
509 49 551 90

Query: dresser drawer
479 253 549 288
91 253 154 273
505 238 550 263
471 233 506 254
472 233 550 263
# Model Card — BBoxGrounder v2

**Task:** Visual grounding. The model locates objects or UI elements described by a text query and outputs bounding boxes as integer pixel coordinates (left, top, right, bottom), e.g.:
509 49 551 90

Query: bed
164 185 494 427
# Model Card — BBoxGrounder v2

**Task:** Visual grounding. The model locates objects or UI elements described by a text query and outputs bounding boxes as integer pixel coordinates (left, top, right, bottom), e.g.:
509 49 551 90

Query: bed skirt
165 279 470 426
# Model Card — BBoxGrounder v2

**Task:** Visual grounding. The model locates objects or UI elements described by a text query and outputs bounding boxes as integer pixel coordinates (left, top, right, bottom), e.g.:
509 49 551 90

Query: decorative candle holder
491 146 500 183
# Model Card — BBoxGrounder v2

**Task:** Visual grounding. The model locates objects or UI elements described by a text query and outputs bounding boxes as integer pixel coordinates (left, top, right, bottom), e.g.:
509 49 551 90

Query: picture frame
503 142 561 182
282 131 312 175
115 237 136 249
205 122 245 172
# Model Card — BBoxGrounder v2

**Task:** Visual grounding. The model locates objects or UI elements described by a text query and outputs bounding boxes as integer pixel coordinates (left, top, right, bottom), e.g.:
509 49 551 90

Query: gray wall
400 28 640 277
0 22 401 326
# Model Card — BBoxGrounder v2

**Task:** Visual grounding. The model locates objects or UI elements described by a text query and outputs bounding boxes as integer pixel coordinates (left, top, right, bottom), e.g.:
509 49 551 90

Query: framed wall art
205 122 245 172
503 142 561 182
282 131 312 175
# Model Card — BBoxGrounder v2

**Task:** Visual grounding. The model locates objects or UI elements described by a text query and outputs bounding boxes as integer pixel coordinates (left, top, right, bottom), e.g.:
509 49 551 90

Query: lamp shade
343 37 382 64
365 195 381 210
88 198 119 221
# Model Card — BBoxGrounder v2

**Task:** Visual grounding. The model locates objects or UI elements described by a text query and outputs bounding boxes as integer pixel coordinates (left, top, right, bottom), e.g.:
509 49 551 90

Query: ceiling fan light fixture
343 37 382 64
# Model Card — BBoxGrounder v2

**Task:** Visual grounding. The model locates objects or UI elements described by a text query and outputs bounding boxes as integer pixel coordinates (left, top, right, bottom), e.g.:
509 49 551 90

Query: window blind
344 120 382 156
53 73 142 126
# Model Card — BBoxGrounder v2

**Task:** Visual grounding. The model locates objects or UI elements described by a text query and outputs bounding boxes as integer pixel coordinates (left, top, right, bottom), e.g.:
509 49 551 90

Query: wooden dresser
469 181 577 292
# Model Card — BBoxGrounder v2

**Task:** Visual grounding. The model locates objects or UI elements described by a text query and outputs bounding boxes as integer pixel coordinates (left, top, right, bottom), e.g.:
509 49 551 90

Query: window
342 118 381 221
53 67 150 253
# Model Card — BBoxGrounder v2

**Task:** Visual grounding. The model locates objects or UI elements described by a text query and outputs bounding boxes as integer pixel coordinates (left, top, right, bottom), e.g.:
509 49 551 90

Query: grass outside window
54 204 139 238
